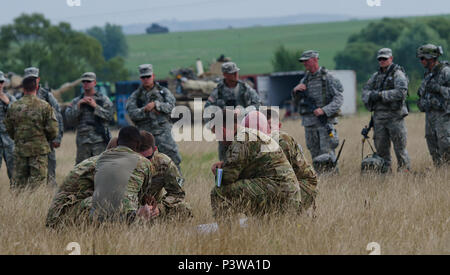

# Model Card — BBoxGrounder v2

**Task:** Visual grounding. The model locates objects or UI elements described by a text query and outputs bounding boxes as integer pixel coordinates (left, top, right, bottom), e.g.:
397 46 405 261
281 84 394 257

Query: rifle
295 91 334 137
361 115 376 160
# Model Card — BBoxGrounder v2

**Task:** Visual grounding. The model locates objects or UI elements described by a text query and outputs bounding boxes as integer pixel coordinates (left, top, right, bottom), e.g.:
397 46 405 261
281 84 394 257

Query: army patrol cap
24 67 39 79
139 64 153 77
81 72 96 81
377 48 393 59
416 44 443 59
298 50 319 62
221 62 240 74
0 71 5 82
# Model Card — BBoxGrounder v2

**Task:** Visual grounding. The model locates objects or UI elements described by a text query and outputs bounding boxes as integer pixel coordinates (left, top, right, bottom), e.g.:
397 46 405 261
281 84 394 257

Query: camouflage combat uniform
0 92 16 186
210 127 301 218
5 95 58 189
16 86 64 185
126 83 182 167
293 66 343 164
204 62 261 161
271 130 318 210
148 150 193 220
417 62 450 166
65 91 114 164
45 155 99 228
362 60 411 171
90 146 154 223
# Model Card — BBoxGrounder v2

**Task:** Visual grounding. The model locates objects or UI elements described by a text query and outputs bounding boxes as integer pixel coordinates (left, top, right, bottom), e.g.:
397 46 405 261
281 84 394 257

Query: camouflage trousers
305 123 339 159
298 179 318 211
0 135 14 186
47 145 56 186
13 153 48 189
154 131 182 167
373 118 410 171
45 192 93 228
210 179 302 218
425 112 450 166
76 142 106 164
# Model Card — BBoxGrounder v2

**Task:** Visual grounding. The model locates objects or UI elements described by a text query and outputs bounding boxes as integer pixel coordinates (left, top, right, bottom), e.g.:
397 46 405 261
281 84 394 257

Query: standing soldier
0 71 16 186
126 64 182 168
204 62 261 161
416 44 450 167
292 50 344 173
15 67 64 186
362 48 411 172
4 69 58 189
65 72 114 164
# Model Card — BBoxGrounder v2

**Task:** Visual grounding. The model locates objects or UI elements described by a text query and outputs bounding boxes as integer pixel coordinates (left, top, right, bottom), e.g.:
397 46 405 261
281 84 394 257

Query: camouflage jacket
126 83 176 135
91 146 154 220
45 155 99 228
417 61 450 114
222 127 300 199
270 130 318 192
293 67 344 127
205 80 261 111
148 150 188 217
16 86 64 143
0 93 16 147
4 95 58 157
362 64 409 120
65 92 114 145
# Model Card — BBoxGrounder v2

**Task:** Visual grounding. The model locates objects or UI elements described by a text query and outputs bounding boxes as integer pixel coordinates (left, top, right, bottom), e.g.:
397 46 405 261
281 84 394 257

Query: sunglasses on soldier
0 81 4 84
377 57 388 61
82 80 93 83
140 75 152 79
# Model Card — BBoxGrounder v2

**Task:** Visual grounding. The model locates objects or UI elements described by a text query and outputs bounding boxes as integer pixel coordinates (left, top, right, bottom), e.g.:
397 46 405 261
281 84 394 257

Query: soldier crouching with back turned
65 72 114 164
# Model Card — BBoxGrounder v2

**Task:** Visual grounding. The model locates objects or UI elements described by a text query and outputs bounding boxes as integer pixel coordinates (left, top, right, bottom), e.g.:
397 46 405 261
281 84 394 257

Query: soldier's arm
321 76 344 117
362 73 377 108
138 160 154 206
204 88 219 110
157 161 187 217
93 96 114 122
64 98 81 126
7 94 17 107
4 107 15 139
246 84 262 109
126 90 148 122
380 70 408 103
47 93 64 143
45 106 59 142
155 88 176 114
416 80 428 112
222 142 248 185
437 67 450 100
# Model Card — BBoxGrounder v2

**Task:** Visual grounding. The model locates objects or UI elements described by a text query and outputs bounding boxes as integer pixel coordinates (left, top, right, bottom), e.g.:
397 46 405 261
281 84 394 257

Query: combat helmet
313 153 337 174
416 44 443 59
361 153 389 174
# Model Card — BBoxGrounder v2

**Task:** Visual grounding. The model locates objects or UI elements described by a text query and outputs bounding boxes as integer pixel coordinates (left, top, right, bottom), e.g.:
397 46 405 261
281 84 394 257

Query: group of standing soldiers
0 42 448 225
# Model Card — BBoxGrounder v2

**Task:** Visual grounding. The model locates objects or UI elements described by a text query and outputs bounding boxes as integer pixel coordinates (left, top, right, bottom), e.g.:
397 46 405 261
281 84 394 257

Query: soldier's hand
293 83 307 93
52 142 61 148
369 91 382 103
0 93 9 105
144 102 156 112
211 161 224 175
85 97 97 108
313 108 325 117
77 98 86 108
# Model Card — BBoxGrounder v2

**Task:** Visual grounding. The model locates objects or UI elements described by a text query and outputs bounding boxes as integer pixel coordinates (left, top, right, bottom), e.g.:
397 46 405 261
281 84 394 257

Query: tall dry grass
0 113 448 254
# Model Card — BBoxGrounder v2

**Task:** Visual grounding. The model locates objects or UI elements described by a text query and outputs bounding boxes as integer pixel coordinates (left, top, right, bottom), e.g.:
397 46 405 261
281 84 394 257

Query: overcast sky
1 0 449 30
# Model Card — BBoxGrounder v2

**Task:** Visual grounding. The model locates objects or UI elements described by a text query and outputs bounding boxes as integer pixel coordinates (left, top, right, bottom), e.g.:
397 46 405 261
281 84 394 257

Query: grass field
0 113 448 254
125 19 374 78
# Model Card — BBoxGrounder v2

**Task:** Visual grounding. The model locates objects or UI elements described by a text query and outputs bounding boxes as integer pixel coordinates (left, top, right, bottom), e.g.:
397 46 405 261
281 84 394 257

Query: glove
426 80 441 94
369 91 382 103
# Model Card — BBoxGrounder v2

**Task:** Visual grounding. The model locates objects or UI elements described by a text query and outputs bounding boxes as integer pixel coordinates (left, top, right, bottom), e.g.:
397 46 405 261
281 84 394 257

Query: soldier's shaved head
241 111 270 135
117 126 141 152
139 130 155 152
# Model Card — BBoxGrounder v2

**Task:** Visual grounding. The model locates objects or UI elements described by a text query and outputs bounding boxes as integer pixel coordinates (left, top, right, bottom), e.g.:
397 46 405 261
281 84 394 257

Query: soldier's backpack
361 153 389 174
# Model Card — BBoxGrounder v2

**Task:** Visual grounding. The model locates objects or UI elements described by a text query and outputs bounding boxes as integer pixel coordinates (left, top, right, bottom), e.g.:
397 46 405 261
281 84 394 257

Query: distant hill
122 13 354 34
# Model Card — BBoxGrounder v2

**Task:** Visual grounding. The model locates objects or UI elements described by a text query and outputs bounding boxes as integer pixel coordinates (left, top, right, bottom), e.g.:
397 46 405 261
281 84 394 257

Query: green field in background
125 19 374 79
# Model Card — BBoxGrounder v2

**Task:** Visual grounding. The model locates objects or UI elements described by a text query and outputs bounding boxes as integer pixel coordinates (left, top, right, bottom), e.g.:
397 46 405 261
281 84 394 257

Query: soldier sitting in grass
209 109 301 219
